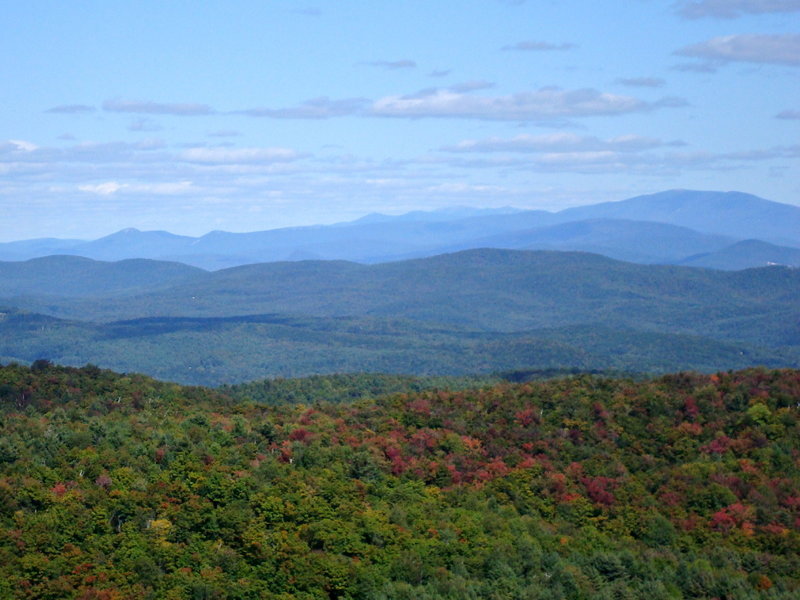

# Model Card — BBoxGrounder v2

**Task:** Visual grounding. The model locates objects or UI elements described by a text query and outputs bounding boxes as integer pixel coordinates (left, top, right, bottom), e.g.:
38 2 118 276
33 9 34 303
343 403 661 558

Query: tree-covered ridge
3 248 799 385
0 363 798 598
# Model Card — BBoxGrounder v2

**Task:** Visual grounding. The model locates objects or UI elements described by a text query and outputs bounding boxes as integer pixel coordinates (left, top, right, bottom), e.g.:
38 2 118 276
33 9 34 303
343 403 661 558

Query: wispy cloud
208 130 241 137
442 142 800 175
721 144 800 160
128 118 163 132
370 87 686 121
103 98 215 115
1 139 39 153
442 133 682 153
428 69 452 78
361 59 417 70
615 77 666 88
239 97 368 119
675 34 800 66
78 181 123 195
45 104 96 114
671 61 720 73
179 147 303 164
674 0 800 19
502 40 576 51
426 182 508 194
78 181 195 196
776 109 800 119
448 80 495 92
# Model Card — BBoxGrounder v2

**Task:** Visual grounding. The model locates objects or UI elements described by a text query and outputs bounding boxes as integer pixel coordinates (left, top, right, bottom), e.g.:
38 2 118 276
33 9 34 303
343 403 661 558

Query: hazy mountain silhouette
678 239 800 270
1 190 798 269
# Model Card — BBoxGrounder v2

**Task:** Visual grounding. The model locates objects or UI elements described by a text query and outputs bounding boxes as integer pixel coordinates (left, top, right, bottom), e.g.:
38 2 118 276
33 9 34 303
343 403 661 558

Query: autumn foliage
0 363 798 598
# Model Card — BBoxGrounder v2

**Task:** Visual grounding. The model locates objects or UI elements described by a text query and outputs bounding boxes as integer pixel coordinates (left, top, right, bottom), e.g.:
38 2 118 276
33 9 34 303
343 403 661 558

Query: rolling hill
1 249 798 384
0 255 206 297
679 239 800 270
9 249 794 340
2 307 791 385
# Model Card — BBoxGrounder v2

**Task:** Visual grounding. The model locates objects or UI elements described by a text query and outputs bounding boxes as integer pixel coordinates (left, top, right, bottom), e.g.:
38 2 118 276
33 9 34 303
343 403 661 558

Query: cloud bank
676 34 800 66
370 88 686 120
362 60 417 70
45 104 96 114
675 0 800 19
442 133 681 153
103 99 215 116
615 77 666 88
239 97 368 119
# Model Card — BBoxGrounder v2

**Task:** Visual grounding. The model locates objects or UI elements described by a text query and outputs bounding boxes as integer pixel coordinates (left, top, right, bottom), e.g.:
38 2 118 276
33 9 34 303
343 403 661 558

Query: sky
1 0 798 242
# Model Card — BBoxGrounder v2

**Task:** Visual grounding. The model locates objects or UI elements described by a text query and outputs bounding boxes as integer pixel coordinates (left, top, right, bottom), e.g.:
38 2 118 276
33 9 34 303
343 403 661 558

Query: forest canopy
0 362 798 598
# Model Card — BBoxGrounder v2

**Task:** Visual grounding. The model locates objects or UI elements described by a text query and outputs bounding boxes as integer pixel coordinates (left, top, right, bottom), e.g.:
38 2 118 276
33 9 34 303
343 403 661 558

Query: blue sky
1 0 798 241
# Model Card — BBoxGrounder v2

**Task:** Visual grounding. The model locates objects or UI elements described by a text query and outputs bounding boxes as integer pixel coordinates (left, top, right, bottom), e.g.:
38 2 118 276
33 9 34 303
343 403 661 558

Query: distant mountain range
1 248 798 384
2 189 799 383
2 190 799 270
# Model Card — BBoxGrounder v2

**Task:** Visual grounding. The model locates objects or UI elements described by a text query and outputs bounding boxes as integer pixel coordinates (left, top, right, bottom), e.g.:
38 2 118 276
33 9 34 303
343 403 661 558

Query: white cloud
130 181 195 194
180 147 302 164
721 145 800 160
79 181 124 195
103 98 215 115
676 34 800 66
448 80 495 92
671 61 720 73
128 118 163 132
5 140 39 152
615 77 666 88
371 87 684 120
208 130 241 137
427 182 507 193
442 133 679 153
240 97 368 119
442 141 800 176
77 180 195 196
45 104 96 114
361 59 417 70
675 0 800 19
502 40 576 51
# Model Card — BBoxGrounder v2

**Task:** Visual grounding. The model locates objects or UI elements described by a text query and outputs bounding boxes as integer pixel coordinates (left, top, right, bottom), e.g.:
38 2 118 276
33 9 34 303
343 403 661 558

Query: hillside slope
680 239 800 270
1 249 798 383
0 363 797 598
0 255 207 297
13 249 793 344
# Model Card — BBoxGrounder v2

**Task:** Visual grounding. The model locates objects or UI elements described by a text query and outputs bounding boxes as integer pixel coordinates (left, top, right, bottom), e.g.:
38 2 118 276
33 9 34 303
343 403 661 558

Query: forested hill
0 362 798 598
1 248 798 384
7 249 800 335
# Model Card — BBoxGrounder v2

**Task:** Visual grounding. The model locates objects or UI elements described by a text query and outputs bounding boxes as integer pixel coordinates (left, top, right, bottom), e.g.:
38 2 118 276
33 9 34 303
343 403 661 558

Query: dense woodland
2 249 799 384
0 362 798 598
